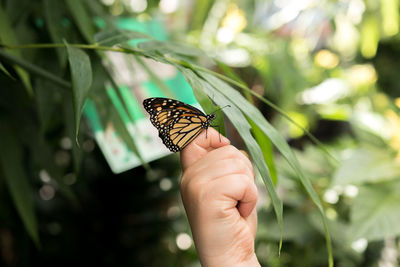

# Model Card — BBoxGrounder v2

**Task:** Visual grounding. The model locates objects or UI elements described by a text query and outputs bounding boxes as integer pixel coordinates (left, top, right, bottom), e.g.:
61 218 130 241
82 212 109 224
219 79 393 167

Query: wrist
200 252 260 267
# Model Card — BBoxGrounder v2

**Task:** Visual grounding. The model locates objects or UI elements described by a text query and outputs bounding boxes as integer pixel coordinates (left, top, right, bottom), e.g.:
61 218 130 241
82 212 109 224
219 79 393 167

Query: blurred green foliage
0 0 400 266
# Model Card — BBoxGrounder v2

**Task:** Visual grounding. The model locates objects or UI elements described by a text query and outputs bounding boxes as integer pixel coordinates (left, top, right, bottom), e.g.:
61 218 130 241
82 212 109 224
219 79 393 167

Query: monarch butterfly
143 97 217 152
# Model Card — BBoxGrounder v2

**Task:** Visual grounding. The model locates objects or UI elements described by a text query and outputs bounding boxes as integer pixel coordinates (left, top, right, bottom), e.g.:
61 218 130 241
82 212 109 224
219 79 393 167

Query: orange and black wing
143 97 210 152
160 114 208 152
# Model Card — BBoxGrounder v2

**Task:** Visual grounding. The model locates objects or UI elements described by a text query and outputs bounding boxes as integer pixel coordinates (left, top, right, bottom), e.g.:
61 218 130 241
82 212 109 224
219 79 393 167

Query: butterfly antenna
211 104 231 114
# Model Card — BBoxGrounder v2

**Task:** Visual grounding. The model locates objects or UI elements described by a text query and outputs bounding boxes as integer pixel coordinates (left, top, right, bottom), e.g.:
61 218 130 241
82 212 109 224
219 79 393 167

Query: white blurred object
351 238 368 253
129 0 147 13
300 78 349 104
176 233 192 250
159 0 179 14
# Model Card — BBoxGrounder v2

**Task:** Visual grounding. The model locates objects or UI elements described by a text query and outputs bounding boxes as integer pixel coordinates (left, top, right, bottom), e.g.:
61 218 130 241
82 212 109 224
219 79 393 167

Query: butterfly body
143 97 216 152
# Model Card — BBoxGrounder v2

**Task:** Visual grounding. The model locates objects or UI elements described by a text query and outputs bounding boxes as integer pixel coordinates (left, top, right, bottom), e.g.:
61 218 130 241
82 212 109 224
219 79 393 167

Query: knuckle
249 183 259 201
231 158 248 173
222 145 239 157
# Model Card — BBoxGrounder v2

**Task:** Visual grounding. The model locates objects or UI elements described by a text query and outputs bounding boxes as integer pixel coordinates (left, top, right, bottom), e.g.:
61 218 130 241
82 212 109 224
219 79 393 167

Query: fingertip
180 128 230 170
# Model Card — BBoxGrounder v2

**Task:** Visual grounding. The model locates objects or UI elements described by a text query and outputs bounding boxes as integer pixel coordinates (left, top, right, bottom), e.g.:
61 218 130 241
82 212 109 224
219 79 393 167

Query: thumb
180 128 230 171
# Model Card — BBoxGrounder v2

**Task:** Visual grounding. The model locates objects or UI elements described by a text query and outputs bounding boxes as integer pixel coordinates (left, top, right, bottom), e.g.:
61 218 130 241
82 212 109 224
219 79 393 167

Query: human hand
180 128 260 267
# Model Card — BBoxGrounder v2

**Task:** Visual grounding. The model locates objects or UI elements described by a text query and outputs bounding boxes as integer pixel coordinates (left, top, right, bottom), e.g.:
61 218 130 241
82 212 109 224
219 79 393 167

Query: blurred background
0 0 400 266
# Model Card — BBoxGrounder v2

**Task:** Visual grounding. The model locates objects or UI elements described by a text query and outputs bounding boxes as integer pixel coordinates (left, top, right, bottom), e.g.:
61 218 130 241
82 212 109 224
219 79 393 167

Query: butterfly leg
211 124 222 142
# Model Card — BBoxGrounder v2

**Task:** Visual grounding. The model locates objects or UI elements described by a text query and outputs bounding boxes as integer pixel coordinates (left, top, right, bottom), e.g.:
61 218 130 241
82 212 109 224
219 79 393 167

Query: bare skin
180 128 260 267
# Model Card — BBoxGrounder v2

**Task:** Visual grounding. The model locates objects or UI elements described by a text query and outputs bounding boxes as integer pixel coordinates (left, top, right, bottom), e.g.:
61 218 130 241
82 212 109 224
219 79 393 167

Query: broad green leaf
65 0 96 43
43 0 68 67
0 122 39 247
65 42 93 142
0 3 33 95
198 71 333 266
333 148 400 185
350 180 400 241
180 68 283 252
94 29 152 46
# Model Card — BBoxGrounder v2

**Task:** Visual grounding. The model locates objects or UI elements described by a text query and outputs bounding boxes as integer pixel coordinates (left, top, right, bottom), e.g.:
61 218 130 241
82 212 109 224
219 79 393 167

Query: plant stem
2 43 144 55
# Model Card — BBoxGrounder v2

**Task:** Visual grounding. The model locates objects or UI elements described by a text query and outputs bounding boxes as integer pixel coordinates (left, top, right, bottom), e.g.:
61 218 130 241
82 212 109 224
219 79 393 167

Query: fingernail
220 135 230 143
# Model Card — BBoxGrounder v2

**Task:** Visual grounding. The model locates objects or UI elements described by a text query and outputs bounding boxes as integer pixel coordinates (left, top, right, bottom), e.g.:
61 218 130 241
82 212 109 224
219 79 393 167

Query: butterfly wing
160 113 208 152
143 97 205 131
143 98 210 152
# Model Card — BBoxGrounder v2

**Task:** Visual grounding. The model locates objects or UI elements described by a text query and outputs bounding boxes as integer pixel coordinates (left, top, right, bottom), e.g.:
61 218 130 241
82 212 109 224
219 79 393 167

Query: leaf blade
0 122 40 247
65 42 93 141
199 71 333 266
65 0 95 43
94 29 152 46
0 3 33 95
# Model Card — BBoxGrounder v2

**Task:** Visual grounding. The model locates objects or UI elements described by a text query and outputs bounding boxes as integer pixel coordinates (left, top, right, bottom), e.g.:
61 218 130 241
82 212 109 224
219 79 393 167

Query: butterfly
143 97 216 152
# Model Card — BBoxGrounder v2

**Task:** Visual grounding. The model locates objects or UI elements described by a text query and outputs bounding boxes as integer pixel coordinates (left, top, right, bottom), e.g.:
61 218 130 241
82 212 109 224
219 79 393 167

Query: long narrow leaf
0 3 33 95
94 29 152 46
43 0 68 67
65 0 95 43
0 49 70 89
248 119 278 185
0 61 13 79
199 71 333 267
65 42 93 142
216 62 278 184
0 123 40 247
178 66 226 137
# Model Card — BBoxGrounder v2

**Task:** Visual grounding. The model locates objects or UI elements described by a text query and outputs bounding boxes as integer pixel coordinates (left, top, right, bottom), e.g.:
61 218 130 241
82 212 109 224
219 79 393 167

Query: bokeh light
176 233 192 250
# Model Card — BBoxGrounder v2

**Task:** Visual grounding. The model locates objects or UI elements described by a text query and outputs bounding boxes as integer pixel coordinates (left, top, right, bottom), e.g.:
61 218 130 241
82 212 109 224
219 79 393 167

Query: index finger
180 128 230 171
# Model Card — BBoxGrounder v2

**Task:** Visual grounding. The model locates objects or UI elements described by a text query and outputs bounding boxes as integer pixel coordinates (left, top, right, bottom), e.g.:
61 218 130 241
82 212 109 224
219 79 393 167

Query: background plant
0 0 399 266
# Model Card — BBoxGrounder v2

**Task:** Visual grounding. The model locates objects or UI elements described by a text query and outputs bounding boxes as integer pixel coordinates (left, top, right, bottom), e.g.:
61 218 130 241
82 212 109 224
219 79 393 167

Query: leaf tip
75 135 80 148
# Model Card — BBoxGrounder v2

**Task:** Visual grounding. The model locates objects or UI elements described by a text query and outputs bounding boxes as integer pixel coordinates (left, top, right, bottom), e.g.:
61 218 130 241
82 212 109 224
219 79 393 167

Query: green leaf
62 96 83 173
333 148 400 185
0 61 14 79
35 78 58 131
65 42 93 142
180 68 283 252
0 49 71 89
0 122 40 247
189 0 214 30
198 71 333 266
65 0 96 43
0 3 33 95
248 120 278 185
43 0 68 67
178 66 226 136
350 180 400 241
138 40 204 58
94 29 152 46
